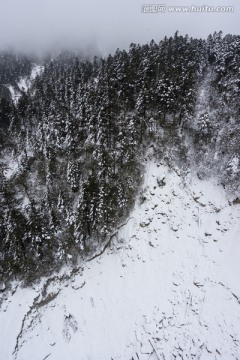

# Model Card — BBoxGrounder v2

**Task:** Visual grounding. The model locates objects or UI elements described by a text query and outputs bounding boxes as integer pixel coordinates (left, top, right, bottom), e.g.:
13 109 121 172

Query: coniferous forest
0 32 240 283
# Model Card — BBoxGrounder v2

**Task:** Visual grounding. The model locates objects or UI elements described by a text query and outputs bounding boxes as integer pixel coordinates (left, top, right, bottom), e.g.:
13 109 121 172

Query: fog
0 0 240 55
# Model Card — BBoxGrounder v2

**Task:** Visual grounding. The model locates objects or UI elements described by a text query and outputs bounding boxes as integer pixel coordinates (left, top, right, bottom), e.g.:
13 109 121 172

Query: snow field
0 159 240 360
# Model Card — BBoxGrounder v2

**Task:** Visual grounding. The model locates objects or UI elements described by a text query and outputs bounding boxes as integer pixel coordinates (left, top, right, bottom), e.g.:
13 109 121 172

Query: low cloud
0 0 240 55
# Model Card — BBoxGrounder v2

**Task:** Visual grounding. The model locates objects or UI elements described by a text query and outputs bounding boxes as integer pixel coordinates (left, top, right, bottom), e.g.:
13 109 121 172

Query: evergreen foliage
0 33 239 282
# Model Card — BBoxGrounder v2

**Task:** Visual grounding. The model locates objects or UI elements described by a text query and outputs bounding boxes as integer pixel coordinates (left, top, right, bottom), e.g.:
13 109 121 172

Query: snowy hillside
1 155 240 360
8 64 43 103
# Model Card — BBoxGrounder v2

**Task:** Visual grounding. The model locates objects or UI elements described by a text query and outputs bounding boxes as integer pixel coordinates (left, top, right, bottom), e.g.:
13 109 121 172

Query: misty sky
0 0 239 55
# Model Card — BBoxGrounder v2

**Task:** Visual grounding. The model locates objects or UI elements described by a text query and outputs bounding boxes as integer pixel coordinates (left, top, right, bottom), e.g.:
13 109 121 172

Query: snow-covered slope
8 64 43 103
1 157 240 360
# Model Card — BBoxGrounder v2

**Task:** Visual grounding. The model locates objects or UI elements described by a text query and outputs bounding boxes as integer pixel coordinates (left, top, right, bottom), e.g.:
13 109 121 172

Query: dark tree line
0 32 239 283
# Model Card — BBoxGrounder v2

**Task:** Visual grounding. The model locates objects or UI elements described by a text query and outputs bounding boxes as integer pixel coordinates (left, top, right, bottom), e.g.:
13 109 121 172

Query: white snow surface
1 158 240 360
30 65 44 81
